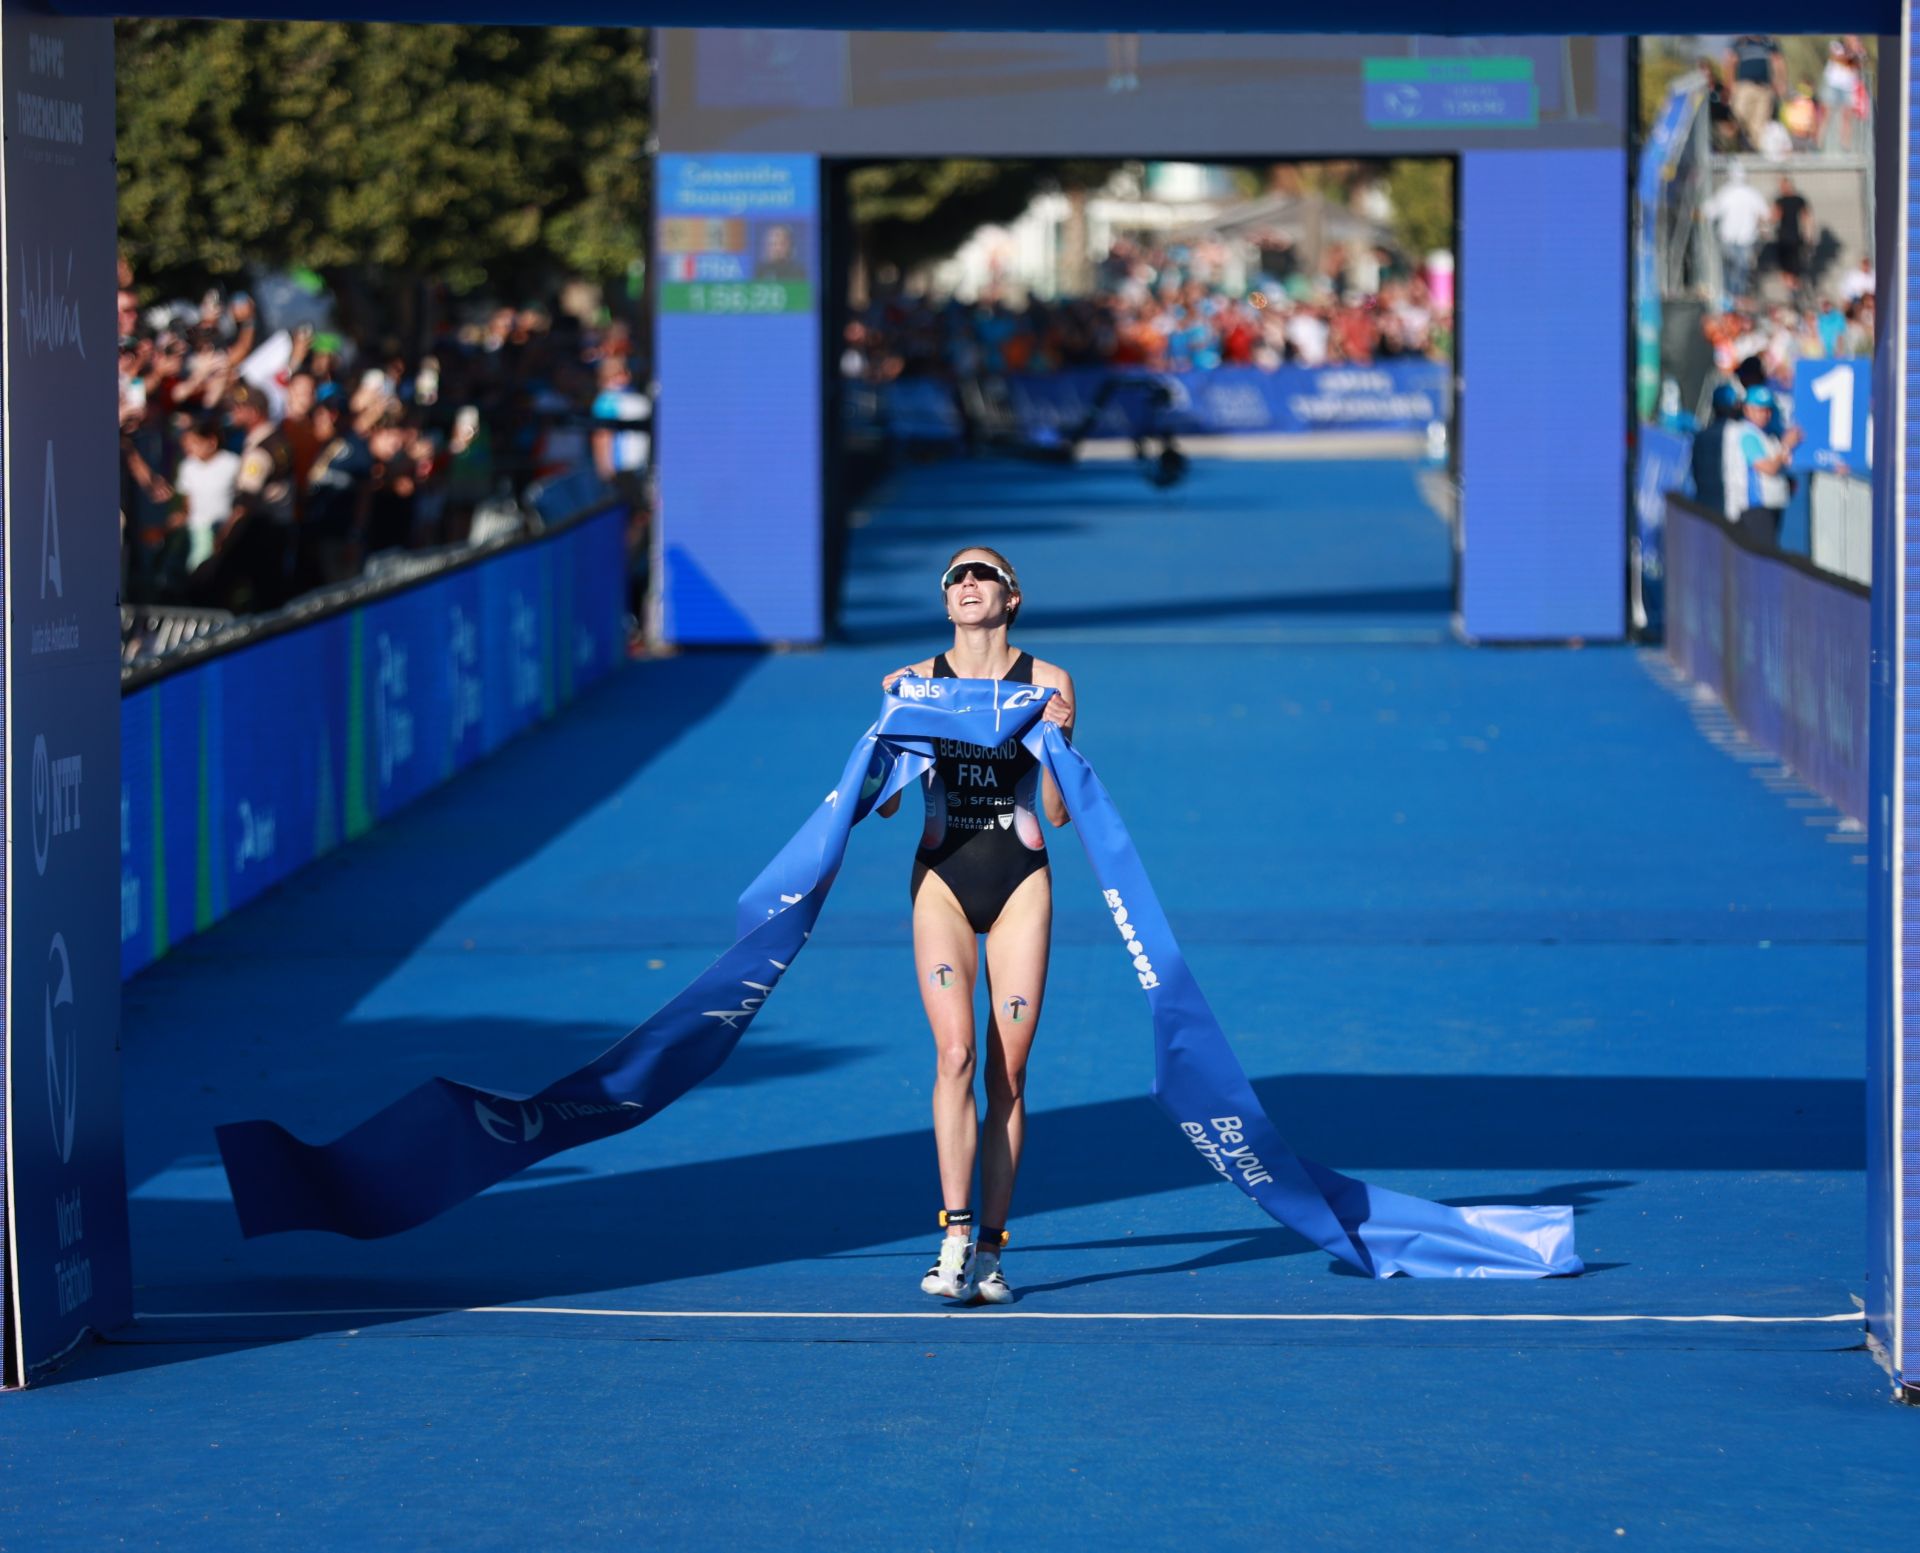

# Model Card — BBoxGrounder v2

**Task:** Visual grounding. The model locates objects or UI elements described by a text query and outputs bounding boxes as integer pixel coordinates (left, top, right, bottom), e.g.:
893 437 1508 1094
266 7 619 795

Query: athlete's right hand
881 666 914 690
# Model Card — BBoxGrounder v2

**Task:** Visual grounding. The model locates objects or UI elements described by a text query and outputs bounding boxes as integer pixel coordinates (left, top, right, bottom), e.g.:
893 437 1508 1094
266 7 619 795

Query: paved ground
7 454 1909 1552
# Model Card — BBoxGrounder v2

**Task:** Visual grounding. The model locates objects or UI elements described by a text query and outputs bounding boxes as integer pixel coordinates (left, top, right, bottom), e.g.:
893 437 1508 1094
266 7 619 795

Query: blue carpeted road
7 454 1912 1550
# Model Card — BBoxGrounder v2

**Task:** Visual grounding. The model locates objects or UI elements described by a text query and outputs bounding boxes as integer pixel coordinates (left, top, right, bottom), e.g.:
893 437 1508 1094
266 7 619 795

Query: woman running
880 546 1076 1304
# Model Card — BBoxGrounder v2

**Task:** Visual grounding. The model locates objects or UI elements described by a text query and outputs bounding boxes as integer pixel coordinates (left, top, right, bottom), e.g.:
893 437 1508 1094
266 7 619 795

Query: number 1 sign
1791 358 1872 476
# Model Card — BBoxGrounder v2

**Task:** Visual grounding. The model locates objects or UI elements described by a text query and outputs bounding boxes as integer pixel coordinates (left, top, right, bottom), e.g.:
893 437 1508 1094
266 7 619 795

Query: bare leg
979 867 1052 1232
912 863 980 1239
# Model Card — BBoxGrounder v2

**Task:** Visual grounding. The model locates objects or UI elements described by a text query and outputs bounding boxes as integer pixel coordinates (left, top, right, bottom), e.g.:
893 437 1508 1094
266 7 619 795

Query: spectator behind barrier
1692 380 1745 520
1728 384 1802 544
118 274 653 623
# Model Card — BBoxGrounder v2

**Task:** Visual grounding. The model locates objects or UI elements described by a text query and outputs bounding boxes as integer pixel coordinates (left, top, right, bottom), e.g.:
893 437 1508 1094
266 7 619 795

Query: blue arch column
0 5 132 1385
1868 17 1913 1399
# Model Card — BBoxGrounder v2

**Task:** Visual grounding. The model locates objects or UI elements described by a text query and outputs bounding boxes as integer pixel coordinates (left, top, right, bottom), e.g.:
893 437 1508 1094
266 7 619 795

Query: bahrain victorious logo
474 1096 544 1145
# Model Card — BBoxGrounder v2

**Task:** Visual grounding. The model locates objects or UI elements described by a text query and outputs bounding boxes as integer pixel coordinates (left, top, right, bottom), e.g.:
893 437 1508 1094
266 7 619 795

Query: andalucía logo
41 439 63 598
19 246 86 359
33 441 80 657
46 933 77 1164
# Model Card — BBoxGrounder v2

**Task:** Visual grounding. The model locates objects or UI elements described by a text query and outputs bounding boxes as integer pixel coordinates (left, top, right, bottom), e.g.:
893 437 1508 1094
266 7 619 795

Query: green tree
1383 160 1453 259
115 20 649 302
848 159 1121 280
1638 37 1701 137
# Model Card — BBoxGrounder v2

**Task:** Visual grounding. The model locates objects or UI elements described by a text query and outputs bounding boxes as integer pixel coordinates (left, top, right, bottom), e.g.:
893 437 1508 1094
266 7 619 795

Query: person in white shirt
1703 165 1772 304
1284 306 1330 366
174 418 241 573
1840 256 1875 303
1821 39 1861 151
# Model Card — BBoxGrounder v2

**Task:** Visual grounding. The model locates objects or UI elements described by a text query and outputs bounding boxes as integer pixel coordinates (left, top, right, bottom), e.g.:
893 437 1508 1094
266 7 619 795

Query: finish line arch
3 0 1911 1401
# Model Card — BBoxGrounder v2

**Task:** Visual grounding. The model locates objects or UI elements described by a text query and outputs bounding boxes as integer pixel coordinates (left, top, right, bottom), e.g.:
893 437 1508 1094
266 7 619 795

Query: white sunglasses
940 560 1013 592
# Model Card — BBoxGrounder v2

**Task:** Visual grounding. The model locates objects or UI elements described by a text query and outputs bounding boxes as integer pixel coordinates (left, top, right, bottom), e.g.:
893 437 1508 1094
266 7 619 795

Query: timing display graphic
657 157 815 315
657 31 1625 155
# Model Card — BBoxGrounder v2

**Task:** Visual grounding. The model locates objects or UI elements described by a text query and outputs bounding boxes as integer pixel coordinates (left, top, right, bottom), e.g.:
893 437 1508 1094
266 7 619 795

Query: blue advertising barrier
119 509 628 981
1000 361 1449 440
858 362 1451 451
1633 423 1693 635
1664 496 1868 821
877 378 966 446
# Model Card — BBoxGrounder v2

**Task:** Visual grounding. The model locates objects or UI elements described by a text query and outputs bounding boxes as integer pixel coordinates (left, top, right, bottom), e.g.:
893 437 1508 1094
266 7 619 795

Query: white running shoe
920 1236 976 1300
973 1248 1013 1305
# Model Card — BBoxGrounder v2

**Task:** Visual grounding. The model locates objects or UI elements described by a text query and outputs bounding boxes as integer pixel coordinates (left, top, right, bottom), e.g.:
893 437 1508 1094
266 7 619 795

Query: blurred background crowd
842 159 1454 389
1636 32 1879 558
117 262 652 617
844 236 1451 385
1696 33 1871 157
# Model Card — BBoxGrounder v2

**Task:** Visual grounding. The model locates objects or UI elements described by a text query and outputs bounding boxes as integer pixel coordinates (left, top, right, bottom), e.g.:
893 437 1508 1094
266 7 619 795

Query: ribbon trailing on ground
218 681 1582 1277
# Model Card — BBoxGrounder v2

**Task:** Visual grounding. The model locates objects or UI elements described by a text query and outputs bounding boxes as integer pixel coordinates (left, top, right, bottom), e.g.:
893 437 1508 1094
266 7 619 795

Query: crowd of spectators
118 260 651 618
842 234 1452 387
1698 35 1870 157
1702 258 1875 380
1700 165 1850 308
1684 256 1874 542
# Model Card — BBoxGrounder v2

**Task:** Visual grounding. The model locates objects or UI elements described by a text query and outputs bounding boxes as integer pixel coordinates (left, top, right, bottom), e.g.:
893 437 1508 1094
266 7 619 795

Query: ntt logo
31 732 82 877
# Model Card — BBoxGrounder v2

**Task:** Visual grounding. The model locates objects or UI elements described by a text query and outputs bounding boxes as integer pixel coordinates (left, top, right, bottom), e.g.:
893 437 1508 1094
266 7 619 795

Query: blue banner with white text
1789 357 1871 478
119 510 626 982
215 680 1582 1281
1633 423 1693 636
998 362 1449 441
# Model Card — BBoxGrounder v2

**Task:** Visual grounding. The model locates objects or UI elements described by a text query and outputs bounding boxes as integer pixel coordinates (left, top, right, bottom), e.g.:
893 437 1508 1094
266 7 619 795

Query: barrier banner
1002 361 1448 441
217 681 1582 1280
1665 500 1869 821
1633 424 1693 634
120 510 627 981
1634 79 1700 420
2 9 129 1381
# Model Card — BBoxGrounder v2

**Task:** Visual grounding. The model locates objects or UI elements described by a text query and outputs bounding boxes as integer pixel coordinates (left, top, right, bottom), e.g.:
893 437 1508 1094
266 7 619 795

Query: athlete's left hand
1042 691 1073 728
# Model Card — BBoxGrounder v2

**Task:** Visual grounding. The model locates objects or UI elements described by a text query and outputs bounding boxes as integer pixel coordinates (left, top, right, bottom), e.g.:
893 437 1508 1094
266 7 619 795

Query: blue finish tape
216 680 1581 1279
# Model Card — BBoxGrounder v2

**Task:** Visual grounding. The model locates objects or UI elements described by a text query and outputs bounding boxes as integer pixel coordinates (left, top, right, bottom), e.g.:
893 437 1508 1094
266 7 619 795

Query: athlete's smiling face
944 550 1017 625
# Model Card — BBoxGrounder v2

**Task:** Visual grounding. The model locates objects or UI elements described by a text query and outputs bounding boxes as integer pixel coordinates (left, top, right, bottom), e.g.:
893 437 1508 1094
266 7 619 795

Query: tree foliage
115 20 650 298
848 159 1121 277
1382 160 1453 259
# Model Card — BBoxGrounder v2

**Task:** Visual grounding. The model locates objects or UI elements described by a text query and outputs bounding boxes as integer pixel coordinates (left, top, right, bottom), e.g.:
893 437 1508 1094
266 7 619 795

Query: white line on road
133 1306 1863 1326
